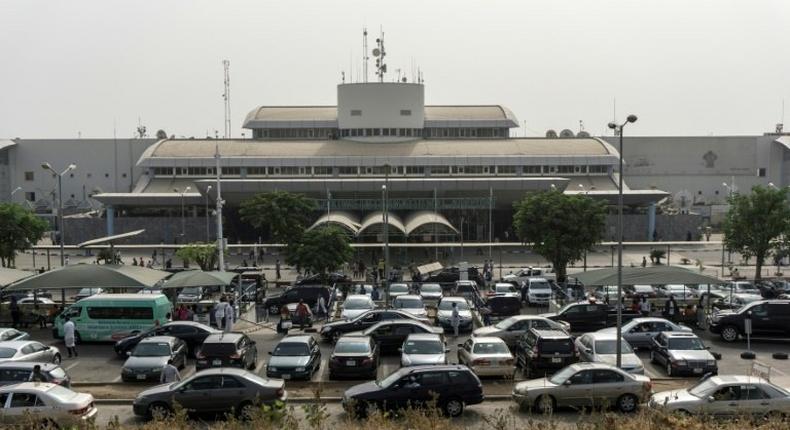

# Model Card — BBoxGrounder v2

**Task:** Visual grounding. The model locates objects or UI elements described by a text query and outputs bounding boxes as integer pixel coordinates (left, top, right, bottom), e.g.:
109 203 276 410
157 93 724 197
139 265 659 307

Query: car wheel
765 410 785 421
617 394 638 413
52 353 61 364
535 395 555 414
720 326 739 342
442 397 464 417
666 362 673 377
237 401 256 421
147 402 172 420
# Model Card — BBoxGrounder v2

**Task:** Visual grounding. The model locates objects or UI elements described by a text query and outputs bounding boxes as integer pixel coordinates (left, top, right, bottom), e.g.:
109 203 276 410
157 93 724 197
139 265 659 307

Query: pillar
106 205 115 236
647 202 656 241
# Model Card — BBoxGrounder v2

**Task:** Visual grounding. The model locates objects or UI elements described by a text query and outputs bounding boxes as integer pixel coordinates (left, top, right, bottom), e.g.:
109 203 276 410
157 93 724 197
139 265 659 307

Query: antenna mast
374 29 386 82
363 28 369 83
222 60 231 139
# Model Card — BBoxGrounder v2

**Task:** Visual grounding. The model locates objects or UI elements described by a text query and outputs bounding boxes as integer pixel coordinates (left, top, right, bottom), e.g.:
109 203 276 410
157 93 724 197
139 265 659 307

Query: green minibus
53 294 172 342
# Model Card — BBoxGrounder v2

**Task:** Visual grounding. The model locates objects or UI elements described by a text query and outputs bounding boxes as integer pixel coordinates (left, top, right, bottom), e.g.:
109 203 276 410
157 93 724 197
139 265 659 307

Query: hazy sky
1 0 789 139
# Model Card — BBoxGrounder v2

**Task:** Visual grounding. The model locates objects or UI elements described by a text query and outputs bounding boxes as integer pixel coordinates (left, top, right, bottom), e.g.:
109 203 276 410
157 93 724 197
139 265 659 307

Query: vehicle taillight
502 358 514 366
361 358 373 365
229 353 241 359
196 351 205 359
472 359 491 366
69 404 91 415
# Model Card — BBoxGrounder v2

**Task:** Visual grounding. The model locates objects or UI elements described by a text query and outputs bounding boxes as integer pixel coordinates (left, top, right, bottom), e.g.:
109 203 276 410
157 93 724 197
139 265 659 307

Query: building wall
337 83 425 137
64 216 214 245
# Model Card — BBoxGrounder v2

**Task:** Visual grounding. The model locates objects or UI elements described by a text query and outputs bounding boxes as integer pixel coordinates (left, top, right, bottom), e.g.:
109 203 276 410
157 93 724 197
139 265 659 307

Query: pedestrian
277 304 291 335
132 257 138 266
639 295 651 317
187 305 196 321
275 259 281 280
146 259 154 268
30 364 46 382
520 280 528 305
641 257 647 267
225 300 235 332
479 304 492 326
65 255 69 265
215 297 227 330
664 295 679 322
9 297 20 329
450 302 461 337
371 285 380 301
152 249 158 262
63 316 77 358
295 299 310 330
160 359 181 383
248 249 255 263
566 285 574 303
378 259 385 280
165 258 172 269
32 304 47 328
316 294 327 320
38 266 45 274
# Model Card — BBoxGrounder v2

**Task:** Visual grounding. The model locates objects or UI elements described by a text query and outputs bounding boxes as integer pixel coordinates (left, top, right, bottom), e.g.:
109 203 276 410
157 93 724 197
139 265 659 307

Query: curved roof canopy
308 212 361 234
572 266 723 286
5 264 170 291
0 268 35 288
358 212 406 236
404 211 459 235
161 270 238 289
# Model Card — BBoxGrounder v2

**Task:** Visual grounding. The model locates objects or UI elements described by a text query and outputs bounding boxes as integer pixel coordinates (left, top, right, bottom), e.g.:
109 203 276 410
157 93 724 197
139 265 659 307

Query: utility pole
215 146 226 286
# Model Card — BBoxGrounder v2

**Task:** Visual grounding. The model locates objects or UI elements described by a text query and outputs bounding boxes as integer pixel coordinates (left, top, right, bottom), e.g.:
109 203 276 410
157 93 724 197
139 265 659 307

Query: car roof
583 332 620 340
629 317 673 324
439 296 468 303
405 333 442 341
0 362 59 371
663 332 699 338
140 336 177 344
336 335 371 343
567 362 623 372
528 277 548 282
0 340 36 348
531 329 571 338
494 283 515 287
186 367 249 377
395 294 422 301
390 283 409 287
470 336 506 344
511 315 550 321
204 332 245 342
279 335 313 344
709 375 770 385
345 294 372 300
164 321 214 329
0 382 62 393
402 364 471 374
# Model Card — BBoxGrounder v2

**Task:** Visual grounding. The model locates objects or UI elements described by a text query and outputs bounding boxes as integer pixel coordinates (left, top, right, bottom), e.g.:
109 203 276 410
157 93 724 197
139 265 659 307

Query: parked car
513 362 652 414
457 336 515 378
73 287 104 302
649 374 790 417
341 295 376 321
263 285 331 315
418 283 443 301
423 267 486 287
353 284 375 296
526 278 553 306
295 272 351 286
473 315 569 348
0 362 71 387
484 294 522 319
388 283 410 299
711 293 763 312
597 317 691 349
196 332 258 371
114 321 220 358
329 335 379 380
435 297 474 332
133 368 286 420
2 297 55 305
0 290 52 304
319 309 430 342
176 287 204 304
453 280 482 305
541 301 640 333
724 281 761 295
342 364 484 417
266 335 321 381
656 284 699 300
650 332 717 377
487 283 519 297
0 383 97 425
502 267 556 284
758 279 790 298
514 328 577 378
391 295 428 319
121 336 187 382
0 341 61 364
400 333 448 367
0 329 29 342
709 299 790 342
348 320 444 353
624 284 658 299
574 332 643 374
592 286 620 302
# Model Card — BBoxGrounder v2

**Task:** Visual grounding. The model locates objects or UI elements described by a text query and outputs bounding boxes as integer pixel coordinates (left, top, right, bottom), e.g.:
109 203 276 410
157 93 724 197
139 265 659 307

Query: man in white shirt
63 316 77 358
214 299 227 330
160 359 181 383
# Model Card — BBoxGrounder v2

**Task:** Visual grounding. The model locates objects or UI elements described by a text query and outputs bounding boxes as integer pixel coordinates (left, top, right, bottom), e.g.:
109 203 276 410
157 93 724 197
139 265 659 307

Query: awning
160 270 238 289
404 211 459 235
4 264 171 290
358 212 407 235
77 229 145 247
0 268 35 288
572 266 723 286
308 212 361 234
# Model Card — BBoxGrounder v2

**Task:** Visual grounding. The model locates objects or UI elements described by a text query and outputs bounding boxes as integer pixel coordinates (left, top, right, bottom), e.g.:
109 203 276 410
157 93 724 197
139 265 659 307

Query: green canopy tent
4 264 170 291
571 266 723 287
159 270 238 289
0 268 35 288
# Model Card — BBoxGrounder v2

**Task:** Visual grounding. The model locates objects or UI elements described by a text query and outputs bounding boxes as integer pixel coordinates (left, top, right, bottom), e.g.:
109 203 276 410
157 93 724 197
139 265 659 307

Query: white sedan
0 341 62 364
0 382 97 425
340 295 376 320
391 295 428 319
457 336 515 377
650 375 790 417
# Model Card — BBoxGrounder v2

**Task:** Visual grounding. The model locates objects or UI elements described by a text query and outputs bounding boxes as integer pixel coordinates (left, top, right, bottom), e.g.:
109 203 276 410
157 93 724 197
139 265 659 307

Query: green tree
176 243 220 271
239 191 317 244
723 185 790 280
0 203 49 267
287 226 353 279
513 190 607 282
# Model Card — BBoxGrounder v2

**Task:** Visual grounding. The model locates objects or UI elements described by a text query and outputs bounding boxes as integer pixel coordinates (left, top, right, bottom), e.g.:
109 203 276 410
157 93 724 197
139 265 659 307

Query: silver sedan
399 333 447 367
457 336 515 377
597 317 691 349
0 341 61 364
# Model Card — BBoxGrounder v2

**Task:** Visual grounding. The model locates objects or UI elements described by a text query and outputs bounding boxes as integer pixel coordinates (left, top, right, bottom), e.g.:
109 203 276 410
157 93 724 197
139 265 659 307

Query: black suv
709 299 790 342
114 321 219 357
196 332 258 371
263 285 331 314
514 328 577 378
343 364 484 417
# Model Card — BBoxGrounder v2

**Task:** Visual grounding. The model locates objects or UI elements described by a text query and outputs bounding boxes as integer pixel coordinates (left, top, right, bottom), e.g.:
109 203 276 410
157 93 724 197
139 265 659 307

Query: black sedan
114 321 219 358
266 335 321 381
320 309 430 343
347 320 444 353
329 335 379 380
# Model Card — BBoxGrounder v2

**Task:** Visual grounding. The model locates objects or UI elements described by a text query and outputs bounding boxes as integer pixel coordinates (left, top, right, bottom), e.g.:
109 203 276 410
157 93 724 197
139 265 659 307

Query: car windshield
421 285 442 293
496 285 516 293
181 287 201 295
472 342 509 354
688 378 719 397
344 298 372 309
0 347 17 358
595 340 633 354
394 298 423 309
390 285 409 293
334 341 370 354
132 343 171 357
438 300 469 311
530 282 550 290
403 340 443 354
668 337 705 350
377 368 407 388
548 366 578 385
494 317 519 329
273 343 310 356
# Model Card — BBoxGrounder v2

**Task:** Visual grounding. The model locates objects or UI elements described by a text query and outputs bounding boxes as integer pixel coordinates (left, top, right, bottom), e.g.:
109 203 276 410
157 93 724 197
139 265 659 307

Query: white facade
337 82 425 142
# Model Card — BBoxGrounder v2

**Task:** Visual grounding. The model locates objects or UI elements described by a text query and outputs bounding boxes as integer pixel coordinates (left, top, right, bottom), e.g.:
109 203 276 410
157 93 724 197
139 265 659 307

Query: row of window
253 128 336 139
340 128 424 138
349 109 412 117
152 165 612 178
24 171 128 181
251 127 509 140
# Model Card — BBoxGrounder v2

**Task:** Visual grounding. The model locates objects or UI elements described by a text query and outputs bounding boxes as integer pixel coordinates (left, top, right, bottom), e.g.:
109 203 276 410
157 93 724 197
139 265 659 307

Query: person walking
30 365 46 382
450 302 461 337
275 259 281 281
316 295 327 320
295 299 310 330
63 316 77 358
9 297 20 329
520 280 528 306
566 285 575 303
641 256 647 267
215 297 227 330
377 259 385 280
277 304 291 335
639 295 651 317
224 300 235 332
160 359 181 383
664 295 679 322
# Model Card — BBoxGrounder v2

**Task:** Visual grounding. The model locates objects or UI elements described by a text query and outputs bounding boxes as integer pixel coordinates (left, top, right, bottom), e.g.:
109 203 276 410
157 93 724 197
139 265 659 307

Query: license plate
551 358 562 363
136 374 146 380
213 359 222 366
282 374 291 380
346 360 356 366
693 368 703 374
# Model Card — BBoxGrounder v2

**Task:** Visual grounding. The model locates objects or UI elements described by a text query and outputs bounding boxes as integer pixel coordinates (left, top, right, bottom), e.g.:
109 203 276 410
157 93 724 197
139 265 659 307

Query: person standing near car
214 297 227 330
29 365 46 383
224 300 235 332
9 297 20 328
664 295 679 322
160 359 181 383
278 304 291 335
450 302 461 337
639 295 651 317
63 316 77 358
295 299 310 330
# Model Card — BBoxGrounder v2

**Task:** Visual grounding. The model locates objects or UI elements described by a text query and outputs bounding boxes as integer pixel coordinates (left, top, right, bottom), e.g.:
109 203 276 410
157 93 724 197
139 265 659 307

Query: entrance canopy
4 264 170 291
161 270 238 289
77 229 145 247
308 212 361 235
572 266 723 286
0 268 35 288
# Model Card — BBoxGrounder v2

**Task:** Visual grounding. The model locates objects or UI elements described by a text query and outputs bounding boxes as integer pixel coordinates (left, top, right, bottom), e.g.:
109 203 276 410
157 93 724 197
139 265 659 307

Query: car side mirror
563 380 572 386
126 351 131 356
268 351 273 355
707 396 715 403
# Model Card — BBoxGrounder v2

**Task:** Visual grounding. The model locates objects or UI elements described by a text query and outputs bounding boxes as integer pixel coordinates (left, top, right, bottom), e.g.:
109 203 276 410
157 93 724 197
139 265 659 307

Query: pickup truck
540 301 640 333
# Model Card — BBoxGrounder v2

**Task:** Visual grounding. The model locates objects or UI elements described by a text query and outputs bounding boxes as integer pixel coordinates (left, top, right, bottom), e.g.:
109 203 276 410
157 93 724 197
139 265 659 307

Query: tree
287 226 353 279
649 249 666 265
239 191 317 244
0 203 49 268
723 185 790 280
513 190 606 282
176 243 220 271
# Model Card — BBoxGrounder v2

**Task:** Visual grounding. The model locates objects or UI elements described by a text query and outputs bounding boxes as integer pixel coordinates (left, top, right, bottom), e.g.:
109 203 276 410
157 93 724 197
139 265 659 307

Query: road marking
112 375 122 383
64 362 80 371
254 359 266 374
314 358 327 382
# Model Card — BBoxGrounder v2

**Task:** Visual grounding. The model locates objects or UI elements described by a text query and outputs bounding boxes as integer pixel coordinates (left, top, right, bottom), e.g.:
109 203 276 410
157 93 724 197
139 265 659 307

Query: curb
94 397 346 406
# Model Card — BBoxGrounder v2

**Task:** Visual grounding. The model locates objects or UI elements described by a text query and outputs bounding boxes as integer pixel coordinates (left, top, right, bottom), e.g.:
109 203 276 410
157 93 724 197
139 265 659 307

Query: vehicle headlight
268 367 277 372
707 360 716 366
295 367 306 372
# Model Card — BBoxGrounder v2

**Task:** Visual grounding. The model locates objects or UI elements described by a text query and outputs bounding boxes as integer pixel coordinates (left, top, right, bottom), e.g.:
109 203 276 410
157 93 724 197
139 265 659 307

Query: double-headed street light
607 114 638 369
41 162 76 306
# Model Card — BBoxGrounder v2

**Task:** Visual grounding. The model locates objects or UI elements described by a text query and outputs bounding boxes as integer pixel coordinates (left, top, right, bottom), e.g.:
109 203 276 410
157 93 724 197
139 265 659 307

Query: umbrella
572 265 723 287
160 270 238 289
4 264 170 291
0 268 35 288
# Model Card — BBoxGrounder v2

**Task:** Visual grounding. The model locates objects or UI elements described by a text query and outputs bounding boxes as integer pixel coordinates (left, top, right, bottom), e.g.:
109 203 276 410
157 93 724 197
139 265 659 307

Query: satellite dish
560 129 575 138
545 129 558 138
577 131 590 138
372 48 381 57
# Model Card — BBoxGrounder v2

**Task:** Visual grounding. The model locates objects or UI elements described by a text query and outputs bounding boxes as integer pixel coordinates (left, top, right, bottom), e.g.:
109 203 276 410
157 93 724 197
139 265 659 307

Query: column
647 202 656 241
106 205 115 236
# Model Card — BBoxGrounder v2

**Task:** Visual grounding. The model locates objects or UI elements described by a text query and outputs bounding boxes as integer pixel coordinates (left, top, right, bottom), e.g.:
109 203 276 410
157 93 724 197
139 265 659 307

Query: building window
557 165 575 174
313 166 332 176
24 171 34 181
25 192 35 201
222 167 241 176
430 166 451 175
464 166 487 175
523 166 542 175
350 129 358 137
337 166 357 176
246 167 267 176
341 129 350 137
350 109 362 116
383 128 390 136
588 165 608 174
758 167 766 177
373 128 381 136
497 165 517 175
406 166 425 175
400 109 412 116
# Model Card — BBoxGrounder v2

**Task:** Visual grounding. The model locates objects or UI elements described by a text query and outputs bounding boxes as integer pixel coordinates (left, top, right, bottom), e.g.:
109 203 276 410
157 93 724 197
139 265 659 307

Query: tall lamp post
382 183 390 306
204 185 213 242
174 186 191 240
41 162 76 305
10 186 22 200
607 114 638 369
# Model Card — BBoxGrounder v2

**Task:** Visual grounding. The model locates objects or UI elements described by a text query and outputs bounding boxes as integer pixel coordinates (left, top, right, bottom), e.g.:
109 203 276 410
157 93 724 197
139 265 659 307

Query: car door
650 334 669 366
370 324 395 349
561 370 595 407
457 339 473 365
177 374 225 412
706 385 741 416
767 303 790 335
501 320 528 346
219 375 250 410
173 339 187 367
307 338 321 372
411 371 449 406
7 392 47 419
30 343 54 362
591 369 627 408
734 384 774 416
748 304 778 335
626 322 656 349
391 325 416 349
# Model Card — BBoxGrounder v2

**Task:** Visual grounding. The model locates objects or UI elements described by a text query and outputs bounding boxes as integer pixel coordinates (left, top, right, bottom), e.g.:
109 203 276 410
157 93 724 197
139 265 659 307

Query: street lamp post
205 185 213 242
41 162 76 306
607 114 638 369
10 186 22 199
382 182 390 306
174 186 191 241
